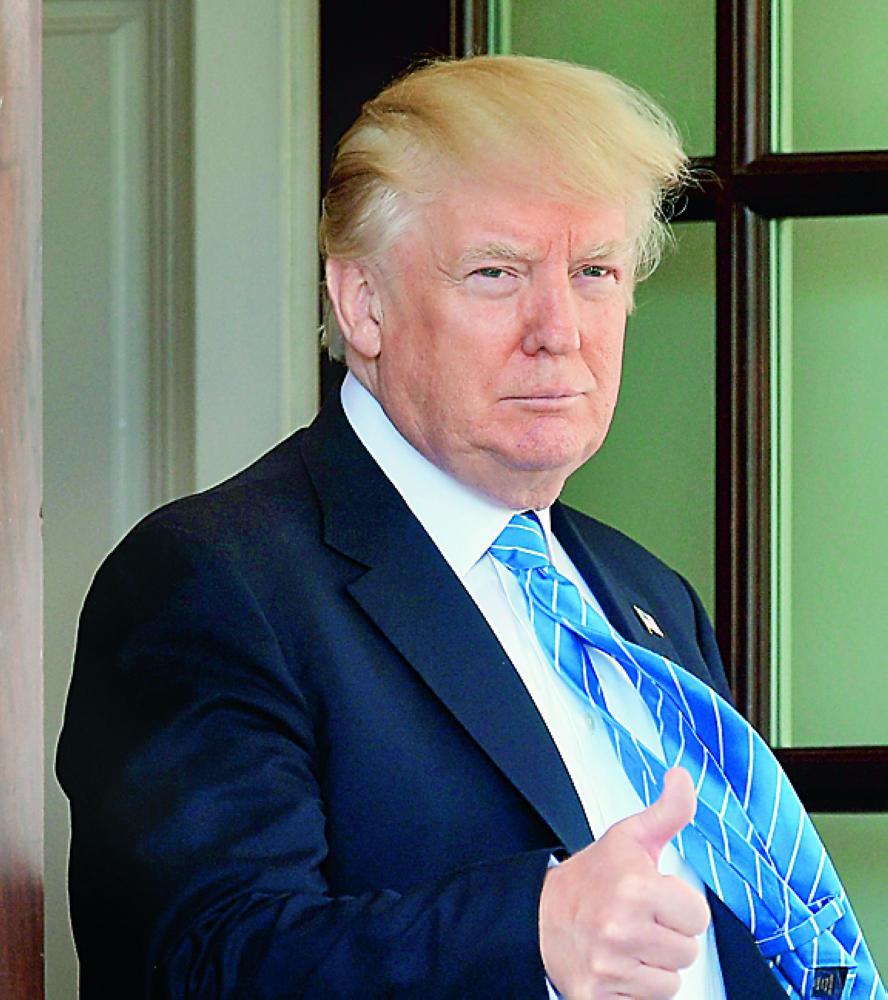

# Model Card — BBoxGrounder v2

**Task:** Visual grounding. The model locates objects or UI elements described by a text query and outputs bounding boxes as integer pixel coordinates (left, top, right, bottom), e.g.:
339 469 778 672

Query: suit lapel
551 502 684 661
301 395 592 854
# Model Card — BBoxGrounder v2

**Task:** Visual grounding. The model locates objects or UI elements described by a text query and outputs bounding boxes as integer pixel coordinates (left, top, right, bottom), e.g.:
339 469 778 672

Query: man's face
345 179 632 509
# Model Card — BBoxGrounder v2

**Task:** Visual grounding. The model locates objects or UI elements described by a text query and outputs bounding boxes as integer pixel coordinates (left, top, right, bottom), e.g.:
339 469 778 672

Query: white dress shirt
341 371 726 999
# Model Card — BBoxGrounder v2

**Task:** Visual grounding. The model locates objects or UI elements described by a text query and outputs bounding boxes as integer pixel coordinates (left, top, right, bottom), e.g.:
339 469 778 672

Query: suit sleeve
57 523 552 999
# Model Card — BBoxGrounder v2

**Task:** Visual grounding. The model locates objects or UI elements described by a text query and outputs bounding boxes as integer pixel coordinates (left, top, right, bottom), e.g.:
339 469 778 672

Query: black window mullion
714 0 773 736
739 151 888 217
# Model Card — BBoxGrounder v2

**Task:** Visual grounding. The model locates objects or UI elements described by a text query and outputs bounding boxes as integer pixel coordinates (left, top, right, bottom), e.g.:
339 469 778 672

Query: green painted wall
780 0 888 151
509 0 715 156
784 216 888 750
812 814 888 976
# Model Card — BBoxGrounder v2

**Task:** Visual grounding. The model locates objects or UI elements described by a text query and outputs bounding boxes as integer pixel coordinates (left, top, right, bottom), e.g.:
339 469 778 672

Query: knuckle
676 933 700 969
655 969 682 999
616 869 649 906
689 895 711 932
586 951 625 993
599 916 631 951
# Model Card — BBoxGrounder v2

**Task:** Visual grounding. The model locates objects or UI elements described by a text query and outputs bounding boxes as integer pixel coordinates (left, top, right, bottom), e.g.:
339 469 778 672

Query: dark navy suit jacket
57 391 785 998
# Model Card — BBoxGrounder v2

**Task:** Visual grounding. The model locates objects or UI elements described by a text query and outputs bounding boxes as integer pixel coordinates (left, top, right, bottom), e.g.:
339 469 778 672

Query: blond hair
320 54 690 359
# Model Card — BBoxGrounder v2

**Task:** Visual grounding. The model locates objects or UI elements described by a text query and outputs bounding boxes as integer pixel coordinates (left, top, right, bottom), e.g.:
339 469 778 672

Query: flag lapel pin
633 604 665 638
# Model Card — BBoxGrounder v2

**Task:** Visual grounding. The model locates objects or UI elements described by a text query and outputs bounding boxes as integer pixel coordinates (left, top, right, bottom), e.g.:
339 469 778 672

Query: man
58 56 882 998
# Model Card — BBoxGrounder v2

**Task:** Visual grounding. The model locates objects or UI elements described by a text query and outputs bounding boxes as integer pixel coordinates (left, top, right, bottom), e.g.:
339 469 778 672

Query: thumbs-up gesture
539 768 711 999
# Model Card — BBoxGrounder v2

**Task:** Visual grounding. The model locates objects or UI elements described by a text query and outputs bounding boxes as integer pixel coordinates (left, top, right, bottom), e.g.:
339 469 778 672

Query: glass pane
811 813 888 978
773 216 888 747
563 223 716 615
774 0 888 151
504 0 715 157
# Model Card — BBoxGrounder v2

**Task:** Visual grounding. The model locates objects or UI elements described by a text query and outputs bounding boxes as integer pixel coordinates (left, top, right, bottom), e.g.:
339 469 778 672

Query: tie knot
489 512 551 572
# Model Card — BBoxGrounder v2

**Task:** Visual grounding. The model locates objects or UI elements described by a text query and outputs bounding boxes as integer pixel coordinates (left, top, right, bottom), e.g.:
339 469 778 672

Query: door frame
0 0 45 995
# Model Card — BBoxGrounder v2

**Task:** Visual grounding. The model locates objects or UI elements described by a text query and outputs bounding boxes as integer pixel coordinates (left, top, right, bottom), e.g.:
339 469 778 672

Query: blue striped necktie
489 512 885 1000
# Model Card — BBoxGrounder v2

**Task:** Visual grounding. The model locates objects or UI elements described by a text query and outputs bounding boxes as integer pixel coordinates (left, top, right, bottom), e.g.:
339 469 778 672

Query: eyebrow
573 240 634 262
458 242 540 266
457 239 633 268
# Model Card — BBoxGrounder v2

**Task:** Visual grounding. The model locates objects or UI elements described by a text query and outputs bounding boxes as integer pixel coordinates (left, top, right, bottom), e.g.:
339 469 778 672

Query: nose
520 275 582 356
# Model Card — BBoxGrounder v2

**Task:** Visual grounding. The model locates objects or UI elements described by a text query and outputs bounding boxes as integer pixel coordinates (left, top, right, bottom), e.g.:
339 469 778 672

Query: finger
633 919 702 972
615 962 683 1000
621 767 697 864
651 875 711 938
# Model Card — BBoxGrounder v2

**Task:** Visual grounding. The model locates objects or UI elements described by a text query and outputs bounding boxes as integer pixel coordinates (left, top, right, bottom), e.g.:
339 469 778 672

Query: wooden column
0 0 45 995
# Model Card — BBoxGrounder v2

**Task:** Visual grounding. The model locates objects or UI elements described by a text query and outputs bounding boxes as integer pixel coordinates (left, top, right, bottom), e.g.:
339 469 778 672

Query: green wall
779 0 888 151
782 216 888 749
812 813 888 976
509 0 714 155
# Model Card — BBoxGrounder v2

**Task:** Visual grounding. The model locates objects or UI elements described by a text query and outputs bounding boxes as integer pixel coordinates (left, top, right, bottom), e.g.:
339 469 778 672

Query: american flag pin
633 604 665 638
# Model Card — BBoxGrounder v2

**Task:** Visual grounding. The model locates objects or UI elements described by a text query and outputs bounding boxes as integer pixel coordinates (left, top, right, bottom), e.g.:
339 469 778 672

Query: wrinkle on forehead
390 179 635 281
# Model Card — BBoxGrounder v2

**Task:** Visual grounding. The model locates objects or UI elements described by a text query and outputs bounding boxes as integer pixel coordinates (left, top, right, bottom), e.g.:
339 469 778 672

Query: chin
504 416 604 467
501 437 597 477
495 477 567 513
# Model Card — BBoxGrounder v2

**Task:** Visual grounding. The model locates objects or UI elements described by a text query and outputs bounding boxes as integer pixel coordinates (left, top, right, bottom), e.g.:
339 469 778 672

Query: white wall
43 2 319 994
193 0 319 490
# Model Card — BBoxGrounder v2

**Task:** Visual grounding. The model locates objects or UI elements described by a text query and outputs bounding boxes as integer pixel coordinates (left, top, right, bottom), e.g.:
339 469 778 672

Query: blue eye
474 267 506 279
580 265 609 279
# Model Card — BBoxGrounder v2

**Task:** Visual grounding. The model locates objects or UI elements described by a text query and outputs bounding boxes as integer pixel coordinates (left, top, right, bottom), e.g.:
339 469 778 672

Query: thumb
622 767 697 864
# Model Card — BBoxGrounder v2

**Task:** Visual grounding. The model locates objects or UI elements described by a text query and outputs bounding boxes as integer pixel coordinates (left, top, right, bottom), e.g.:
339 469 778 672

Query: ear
325 259 383 360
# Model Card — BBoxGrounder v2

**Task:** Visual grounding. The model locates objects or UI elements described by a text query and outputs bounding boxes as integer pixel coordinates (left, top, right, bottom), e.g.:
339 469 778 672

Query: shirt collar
340 371 554 579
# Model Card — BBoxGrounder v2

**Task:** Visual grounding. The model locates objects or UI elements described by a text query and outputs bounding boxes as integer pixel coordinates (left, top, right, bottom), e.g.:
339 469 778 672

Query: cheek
606 342 625 392
403 348 478 433
428 333 502 408
585 325 625 383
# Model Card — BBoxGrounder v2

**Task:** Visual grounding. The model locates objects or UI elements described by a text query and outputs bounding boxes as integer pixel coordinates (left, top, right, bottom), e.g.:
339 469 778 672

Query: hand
538 767 710 1000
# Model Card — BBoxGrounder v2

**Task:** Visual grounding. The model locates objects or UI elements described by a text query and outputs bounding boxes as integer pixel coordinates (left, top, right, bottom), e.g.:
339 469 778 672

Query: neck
454 463 566 512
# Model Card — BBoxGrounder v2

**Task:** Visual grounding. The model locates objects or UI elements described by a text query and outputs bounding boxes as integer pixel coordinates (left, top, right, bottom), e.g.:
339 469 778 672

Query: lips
505 388 587 401
506 392 586 411
523 391 580 399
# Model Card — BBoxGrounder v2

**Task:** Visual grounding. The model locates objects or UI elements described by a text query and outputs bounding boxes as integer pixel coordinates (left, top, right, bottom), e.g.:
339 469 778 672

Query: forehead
411 177 631 263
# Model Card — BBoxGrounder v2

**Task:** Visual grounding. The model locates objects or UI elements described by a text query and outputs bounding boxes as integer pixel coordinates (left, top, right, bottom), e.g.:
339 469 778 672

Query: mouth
504 391 586 411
